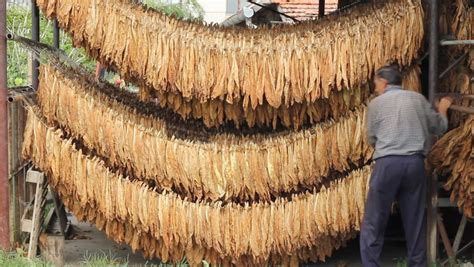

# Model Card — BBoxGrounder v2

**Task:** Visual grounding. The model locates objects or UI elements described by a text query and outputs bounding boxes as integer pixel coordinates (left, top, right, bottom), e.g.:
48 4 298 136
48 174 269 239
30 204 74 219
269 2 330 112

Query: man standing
360 66 453 267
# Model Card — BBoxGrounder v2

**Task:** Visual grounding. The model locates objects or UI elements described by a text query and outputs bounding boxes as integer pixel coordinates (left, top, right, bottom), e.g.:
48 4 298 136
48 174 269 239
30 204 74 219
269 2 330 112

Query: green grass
0 249 52 267
0 249 203 267
80 250 129 267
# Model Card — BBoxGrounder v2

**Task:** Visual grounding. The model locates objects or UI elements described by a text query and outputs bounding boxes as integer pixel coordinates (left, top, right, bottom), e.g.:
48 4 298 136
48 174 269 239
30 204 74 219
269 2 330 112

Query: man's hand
436 96 454 117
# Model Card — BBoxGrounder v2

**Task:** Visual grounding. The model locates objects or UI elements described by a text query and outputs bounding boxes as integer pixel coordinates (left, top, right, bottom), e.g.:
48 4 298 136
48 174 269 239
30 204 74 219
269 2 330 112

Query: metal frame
440 39 474 46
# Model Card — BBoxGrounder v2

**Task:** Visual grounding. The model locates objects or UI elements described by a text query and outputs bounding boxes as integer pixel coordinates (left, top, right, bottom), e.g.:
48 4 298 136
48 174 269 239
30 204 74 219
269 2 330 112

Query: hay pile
23 107 372 265
36 0 423 128
37 64 373 202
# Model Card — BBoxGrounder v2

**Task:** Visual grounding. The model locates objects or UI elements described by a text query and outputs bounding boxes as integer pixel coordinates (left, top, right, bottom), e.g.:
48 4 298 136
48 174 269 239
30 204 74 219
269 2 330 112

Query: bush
0 249 52 267
6 5 96 88
143 0 204 21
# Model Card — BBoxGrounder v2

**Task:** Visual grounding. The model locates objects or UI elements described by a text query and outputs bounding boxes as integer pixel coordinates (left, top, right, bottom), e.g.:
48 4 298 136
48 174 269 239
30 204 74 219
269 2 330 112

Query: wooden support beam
49 185 70 238
26 171 45 259
319 0 325 18
7 97 28 247
437 215 454 258
0 0 10 251
427 0 440 262
449 104 474 114
452 215 467 254
427 175 439 263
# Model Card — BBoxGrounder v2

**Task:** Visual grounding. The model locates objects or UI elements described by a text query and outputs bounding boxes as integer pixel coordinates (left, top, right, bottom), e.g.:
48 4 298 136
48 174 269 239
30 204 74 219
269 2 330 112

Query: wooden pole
427 0 439 263
31 0 40 90
319 0 325 18
436 215 454 257
53 19 60 49
8 99 26 245
0 0 10 251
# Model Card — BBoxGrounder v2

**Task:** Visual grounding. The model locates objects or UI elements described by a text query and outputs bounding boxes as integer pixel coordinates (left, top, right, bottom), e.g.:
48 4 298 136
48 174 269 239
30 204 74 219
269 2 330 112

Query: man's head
374 66 402 95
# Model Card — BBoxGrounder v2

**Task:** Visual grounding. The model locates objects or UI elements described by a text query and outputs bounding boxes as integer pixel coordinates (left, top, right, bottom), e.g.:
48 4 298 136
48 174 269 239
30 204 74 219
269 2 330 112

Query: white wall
7 0 30 7
197 0 248 24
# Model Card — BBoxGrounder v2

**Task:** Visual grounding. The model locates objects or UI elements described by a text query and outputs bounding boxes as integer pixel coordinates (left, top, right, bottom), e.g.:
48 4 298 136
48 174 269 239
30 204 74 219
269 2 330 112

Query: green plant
142 0 204 21
6 1 203 89
6 5 96 88
80 250 129 267
0 249 52 267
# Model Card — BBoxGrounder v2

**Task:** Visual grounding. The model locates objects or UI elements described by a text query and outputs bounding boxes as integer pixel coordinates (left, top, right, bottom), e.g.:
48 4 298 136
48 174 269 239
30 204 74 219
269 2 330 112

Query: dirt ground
62 216 407 266
63 216 161 266
59 210 472 266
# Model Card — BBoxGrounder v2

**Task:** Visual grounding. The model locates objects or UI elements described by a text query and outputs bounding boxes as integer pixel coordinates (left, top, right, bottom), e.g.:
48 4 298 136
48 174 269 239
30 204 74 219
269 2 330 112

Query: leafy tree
143 0 204 21
7 6 96 87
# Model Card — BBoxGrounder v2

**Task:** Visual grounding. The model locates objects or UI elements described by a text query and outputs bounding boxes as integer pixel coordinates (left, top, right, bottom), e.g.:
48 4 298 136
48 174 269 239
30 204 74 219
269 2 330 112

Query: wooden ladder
21 169 70 259
21 169 47 259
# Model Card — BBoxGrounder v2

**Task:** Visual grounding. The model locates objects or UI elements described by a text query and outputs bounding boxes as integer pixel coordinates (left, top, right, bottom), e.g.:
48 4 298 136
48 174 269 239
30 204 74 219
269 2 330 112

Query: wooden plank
21 219 32 233
7 99 27 246
437 215 454 257
427 174 438 263
27 181 45 259
42 208 55 233
8 101 16 246
26 170 44 184
449 104 474 114
452 215 467 254
49 186 69 237
438 198 457 207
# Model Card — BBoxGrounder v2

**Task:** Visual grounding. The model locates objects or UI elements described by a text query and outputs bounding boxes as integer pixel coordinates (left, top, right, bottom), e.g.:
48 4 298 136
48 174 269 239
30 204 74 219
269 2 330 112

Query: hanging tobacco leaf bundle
401 64 422 93
431 3 473 216
439 0 474 126
450 0 473 44
429 117 473 218
37 64 374 202
139 86 369 129
36 0 424 115
142 63 421 128
23 107 373 265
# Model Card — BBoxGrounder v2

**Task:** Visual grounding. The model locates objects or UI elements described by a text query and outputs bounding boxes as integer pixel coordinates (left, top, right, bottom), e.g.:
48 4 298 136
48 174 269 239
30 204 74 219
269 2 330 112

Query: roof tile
271 0 338 20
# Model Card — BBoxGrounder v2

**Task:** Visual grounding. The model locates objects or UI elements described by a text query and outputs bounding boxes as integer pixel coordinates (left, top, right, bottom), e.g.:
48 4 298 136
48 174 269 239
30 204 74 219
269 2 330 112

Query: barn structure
0 0 472 265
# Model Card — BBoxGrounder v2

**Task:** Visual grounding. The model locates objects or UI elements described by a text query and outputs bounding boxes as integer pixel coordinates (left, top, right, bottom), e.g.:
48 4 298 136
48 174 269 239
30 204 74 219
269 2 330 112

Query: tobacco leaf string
22 108 373 265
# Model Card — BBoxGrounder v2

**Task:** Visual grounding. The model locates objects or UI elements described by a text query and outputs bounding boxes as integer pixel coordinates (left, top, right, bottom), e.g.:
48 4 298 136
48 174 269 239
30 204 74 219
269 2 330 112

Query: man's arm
366 103 377 146
424 96 452 136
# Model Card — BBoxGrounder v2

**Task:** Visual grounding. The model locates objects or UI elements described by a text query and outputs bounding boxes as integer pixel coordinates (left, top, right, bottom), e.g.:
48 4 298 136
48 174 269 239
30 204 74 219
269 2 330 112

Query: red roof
272 0 338 21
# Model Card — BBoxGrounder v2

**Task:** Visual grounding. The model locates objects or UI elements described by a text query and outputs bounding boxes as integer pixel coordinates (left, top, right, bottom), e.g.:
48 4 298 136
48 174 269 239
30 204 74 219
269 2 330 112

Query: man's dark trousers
360 154 427 267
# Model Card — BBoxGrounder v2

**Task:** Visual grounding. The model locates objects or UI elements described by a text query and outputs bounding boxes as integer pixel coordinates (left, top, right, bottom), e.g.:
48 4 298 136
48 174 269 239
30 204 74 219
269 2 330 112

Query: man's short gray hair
375 66 402 86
